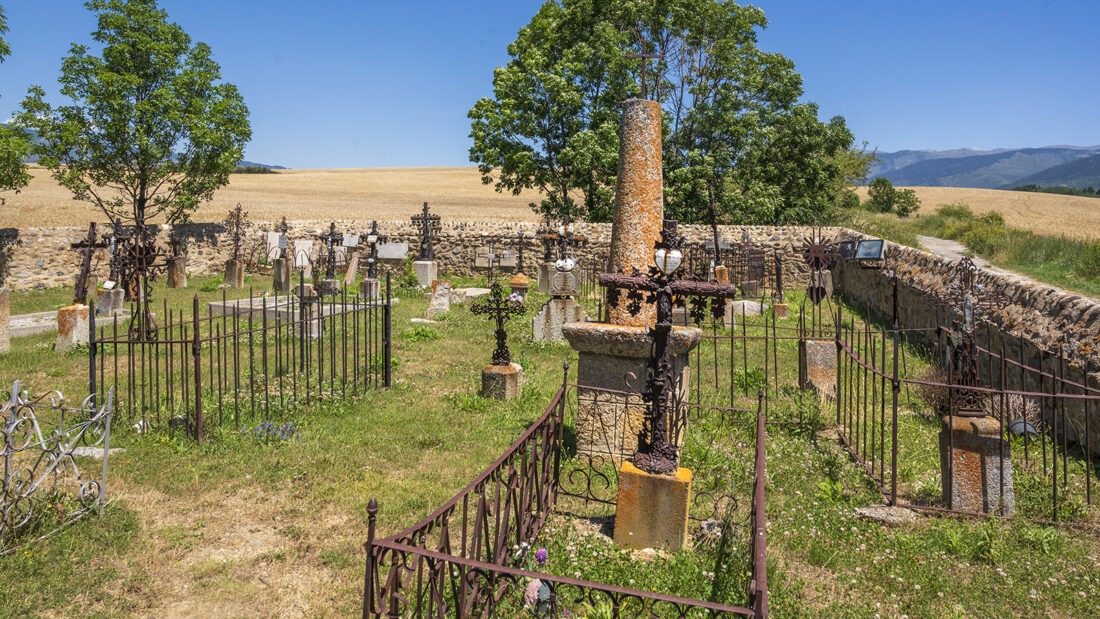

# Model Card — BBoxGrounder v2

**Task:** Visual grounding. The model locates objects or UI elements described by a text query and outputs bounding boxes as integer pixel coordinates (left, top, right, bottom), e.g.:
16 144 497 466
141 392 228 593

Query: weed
399 325 441 342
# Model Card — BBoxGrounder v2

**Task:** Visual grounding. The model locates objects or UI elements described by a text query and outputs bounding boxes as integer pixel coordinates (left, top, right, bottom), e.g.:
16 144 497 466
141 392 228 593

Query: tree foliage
0 4 32 204
866 176 920 217
17 0 250 226
470 0 863 225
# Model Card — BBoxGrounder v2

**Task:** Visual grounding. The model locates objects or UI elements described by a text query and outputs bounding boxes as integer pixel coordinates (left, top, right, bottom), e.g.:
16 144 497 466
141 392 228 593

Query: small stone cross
470 281 526 366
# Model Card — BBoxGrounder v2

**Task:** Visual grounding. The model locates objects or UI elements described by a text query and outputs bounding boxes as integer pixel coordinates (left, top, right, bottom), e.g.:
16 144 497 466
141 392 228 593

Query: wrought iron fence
90 274 391 441
1 381 114 554
363 378 770 618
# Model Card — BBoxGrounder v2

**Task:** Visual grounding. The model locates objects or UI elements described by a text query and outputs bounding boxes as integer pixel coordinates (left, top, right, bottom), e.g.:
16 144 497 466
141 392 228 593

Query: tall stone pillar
563 99 701 464
0 288 10 354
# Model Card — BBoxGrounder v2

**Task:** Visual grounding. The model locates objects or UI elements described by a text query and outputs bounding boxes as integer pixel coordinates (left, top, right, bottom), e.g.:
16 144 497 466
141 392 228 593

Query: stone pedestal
713 265 729 285
224 259 244 289
427 280 451 319
344 253 360 287
0 289 9 354
318 278 340 296
56 304 90 352
481 363 523 400
413 260 437 289
166 257 188 288
800 339 836 397
509 273 530 302
273 258 292 292
774 303 789 320
940 415 1015 515
613 461 692 552
295 284 322 339
532 298 588 342
537 262 554 294
360 278 380 300
563 323 699 462
96 288 125 316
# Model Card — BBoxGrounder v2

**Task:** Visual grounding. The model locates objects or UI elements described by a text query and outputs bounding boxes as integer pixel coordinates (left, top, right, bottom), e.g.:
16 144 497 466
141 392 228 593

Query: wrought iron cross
538 215 558 262
70 222 108 305
557 220 587 263
600 219 740 475
167 229 187 260
105 218 129 283
365 220 387 279
514 230 527 275
626 37 662 100
470 281 526 366
222 203 249 262
411 202 441 261
315 221 344 279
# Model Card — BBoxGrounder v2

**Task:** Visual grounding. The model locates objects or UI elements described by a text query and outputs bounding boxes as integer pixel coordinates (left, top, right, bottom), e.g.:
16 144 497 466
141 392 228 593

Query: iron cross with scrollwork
223 203 249 262
315 221 343 279
105 218 129 283
600 219 740 475
70 222 108 305
365 220 387 279
411 202 441 261
513 230 527 274
470 281 526 366
538 215 557 262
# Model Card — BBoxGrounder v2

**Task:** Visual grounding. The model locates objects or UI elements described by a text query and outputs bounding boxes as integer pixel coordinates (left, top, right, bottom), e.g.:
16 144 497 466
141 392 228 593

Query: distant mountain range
870 145 1100 189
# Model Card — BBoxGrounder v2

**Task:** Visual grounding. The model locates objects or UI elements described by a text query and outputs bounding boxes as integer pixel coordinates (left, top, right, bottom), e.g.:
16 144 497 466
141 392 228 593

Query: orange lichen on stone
608 99 664 328
613 460 692 552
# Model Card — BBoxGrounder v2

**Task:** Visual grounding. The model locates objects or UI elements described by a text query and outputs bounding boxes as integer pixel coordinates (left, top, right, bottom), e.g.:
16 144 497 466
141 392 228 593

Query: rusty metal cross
411 202 442 261
470 281 526 366
626 37 662 100
70 222 108 305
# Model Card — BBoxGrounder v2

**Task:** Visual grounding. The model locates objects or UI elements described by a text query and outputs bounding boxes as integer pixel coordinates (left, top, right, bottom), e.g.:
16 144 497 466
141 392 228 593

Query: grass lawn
0 274 1097 617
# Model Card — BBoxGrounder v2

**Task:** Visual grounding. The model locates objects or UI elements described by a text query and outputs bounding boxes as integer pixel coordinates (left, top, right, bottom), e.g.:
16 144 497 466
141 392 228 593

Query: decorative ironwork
315 221 343 280
118 223 167 341
365 220 386 279
411 202 441 261
800 229 834 305
222 203 249 263
514 230 527 274
538 215 557 262
70 222 107 305
470 281 526 366
600 219 740 474
0 382 113 554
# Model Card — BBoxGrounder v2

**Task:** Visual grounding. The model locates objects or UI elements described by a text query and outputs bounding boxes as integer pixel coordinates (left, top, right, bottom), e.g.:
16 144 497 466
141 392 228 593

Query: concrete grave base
532 298 588 342
563 323 698 463
449 288 490 305
481 362 523 400
0 289 9 354
614 461 692 552
800 339 837 397
56 304 90 352
318 278 340 296
224 259 244 289
360 278 380 300
167 257 187 288
272 258 292 292
96 288 125 316
413 260 437 289
940 415 1015 515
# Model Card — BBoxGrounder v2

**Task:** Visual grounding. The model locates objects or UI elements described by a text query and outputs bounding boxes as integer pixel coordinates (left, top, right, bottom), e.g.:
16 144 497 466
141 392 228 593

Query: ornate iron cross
70 222 108 305
222 203 249 262
514 230 527 274
470 281 527 366
411 202 441 261
601 219 740 475
277 216 290 260
315 221 344 279
626 37 663 100
365 220 387 279
537 215 558 262
105 218 129 283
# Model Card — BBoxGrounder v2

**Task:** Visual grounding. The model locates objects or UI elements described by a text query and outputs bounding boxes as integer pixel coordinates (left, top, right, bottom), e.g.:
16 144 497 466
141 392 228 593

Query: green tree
866 177 895 213
0 4 32 205
17 0 250 227
893 187 920 217
468 0 635 222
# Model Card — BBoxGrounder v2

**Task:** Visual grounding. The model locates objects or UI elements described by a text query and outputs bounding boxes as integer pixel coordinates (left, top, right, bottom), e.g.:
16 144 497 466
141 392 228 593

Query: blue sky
2 1 1098 169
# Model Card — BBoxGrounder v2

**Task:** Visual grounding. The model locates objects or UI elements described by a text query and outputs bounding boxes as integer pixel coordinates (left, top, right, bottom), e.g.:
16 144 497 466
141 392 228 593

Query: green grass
0 275 1097 616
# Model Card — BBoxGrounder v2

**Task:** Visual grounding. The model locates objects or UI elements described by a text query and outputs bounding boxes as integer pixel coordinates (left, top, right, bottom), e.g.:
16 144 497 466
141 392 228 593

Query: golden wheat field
854 185 1100 240
2 166 544 227
4 167 1099 239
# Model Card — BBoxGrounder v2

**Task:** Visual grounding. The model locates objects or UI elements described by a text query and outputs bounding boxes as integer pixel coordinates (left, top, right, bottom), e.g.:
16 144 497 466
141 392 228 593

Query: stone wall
0 220 832 292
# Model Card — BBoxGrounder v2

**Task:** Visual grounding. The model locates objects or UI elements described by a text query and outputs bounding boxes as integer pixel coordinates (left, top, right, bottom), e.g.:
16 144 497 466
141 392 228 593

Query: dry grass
4 166 542 227
854 186 1100 240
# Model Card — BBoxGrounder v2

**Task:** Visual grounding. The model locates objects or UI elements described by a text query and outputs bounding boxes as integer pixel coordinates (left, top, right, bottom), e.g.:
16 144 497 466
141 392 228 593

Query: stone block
0 289 9 354
940 415 1015 515
538 262 554 294
774 303 789 320
224 259 244 289
318 278 340 296
614 461 692 552
740 280 760 298
166 257 187 288
413 260 437 289
481 362 523 400
800 339 836 397
532 297 588 342
450 287 490 305
56 304 90 352
96 288 125 316
427 280 452 318
360 278 380 300
343 253 360 286
723 300 768 328
272 257 292 292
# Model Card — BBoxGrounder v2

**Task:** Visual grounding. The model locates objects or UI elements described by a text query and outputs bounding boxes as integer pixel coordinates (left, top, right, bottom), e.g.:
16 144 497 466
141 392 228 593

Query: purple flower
535 547 548 567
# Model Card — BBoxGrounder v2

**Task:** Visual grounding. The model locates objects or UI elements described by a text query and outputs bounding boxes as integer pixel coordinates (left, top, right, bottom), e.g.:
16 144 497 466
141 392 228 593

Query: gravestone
532 269 587 342
800 339 836 397
426 280 452 319
377 242 409 263
508 272 530 301
0 289 9 354
266 231 282 261
940 414 1015 515
474 246 517 271
56 304 90 352
411 203 441 288
343 253 360 287
97 283 124 317
293 240 313 277
224 259 244 289
166 257 187 288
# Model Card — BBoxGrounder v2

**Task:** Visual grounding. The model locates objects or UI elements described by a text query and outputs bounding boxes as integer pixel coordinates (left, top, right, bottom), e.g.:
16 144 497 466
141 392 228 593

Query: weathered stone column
607 99 664 327
224 259 244 289
56 304 90 352
166 257 188 288
272 257 292 292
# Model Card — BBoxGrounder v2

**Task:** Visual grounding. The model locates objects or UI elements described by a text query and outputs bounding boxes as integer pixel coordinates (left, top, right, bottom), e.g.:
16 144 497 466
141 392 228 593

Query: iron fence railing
363 377 770 618
89 274 391 441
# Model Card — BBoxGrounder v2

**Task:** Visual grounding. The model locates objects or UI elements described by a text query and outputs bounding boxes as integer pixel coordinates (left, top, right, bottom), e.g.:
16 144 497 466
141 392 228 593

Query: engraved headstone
377 242 409 261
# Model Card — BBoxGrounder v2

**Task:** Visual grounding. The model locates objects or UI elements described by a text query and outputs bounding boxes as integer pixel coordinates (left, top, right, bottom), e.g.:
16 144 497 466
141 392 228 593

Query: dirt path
916 235 1017 279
